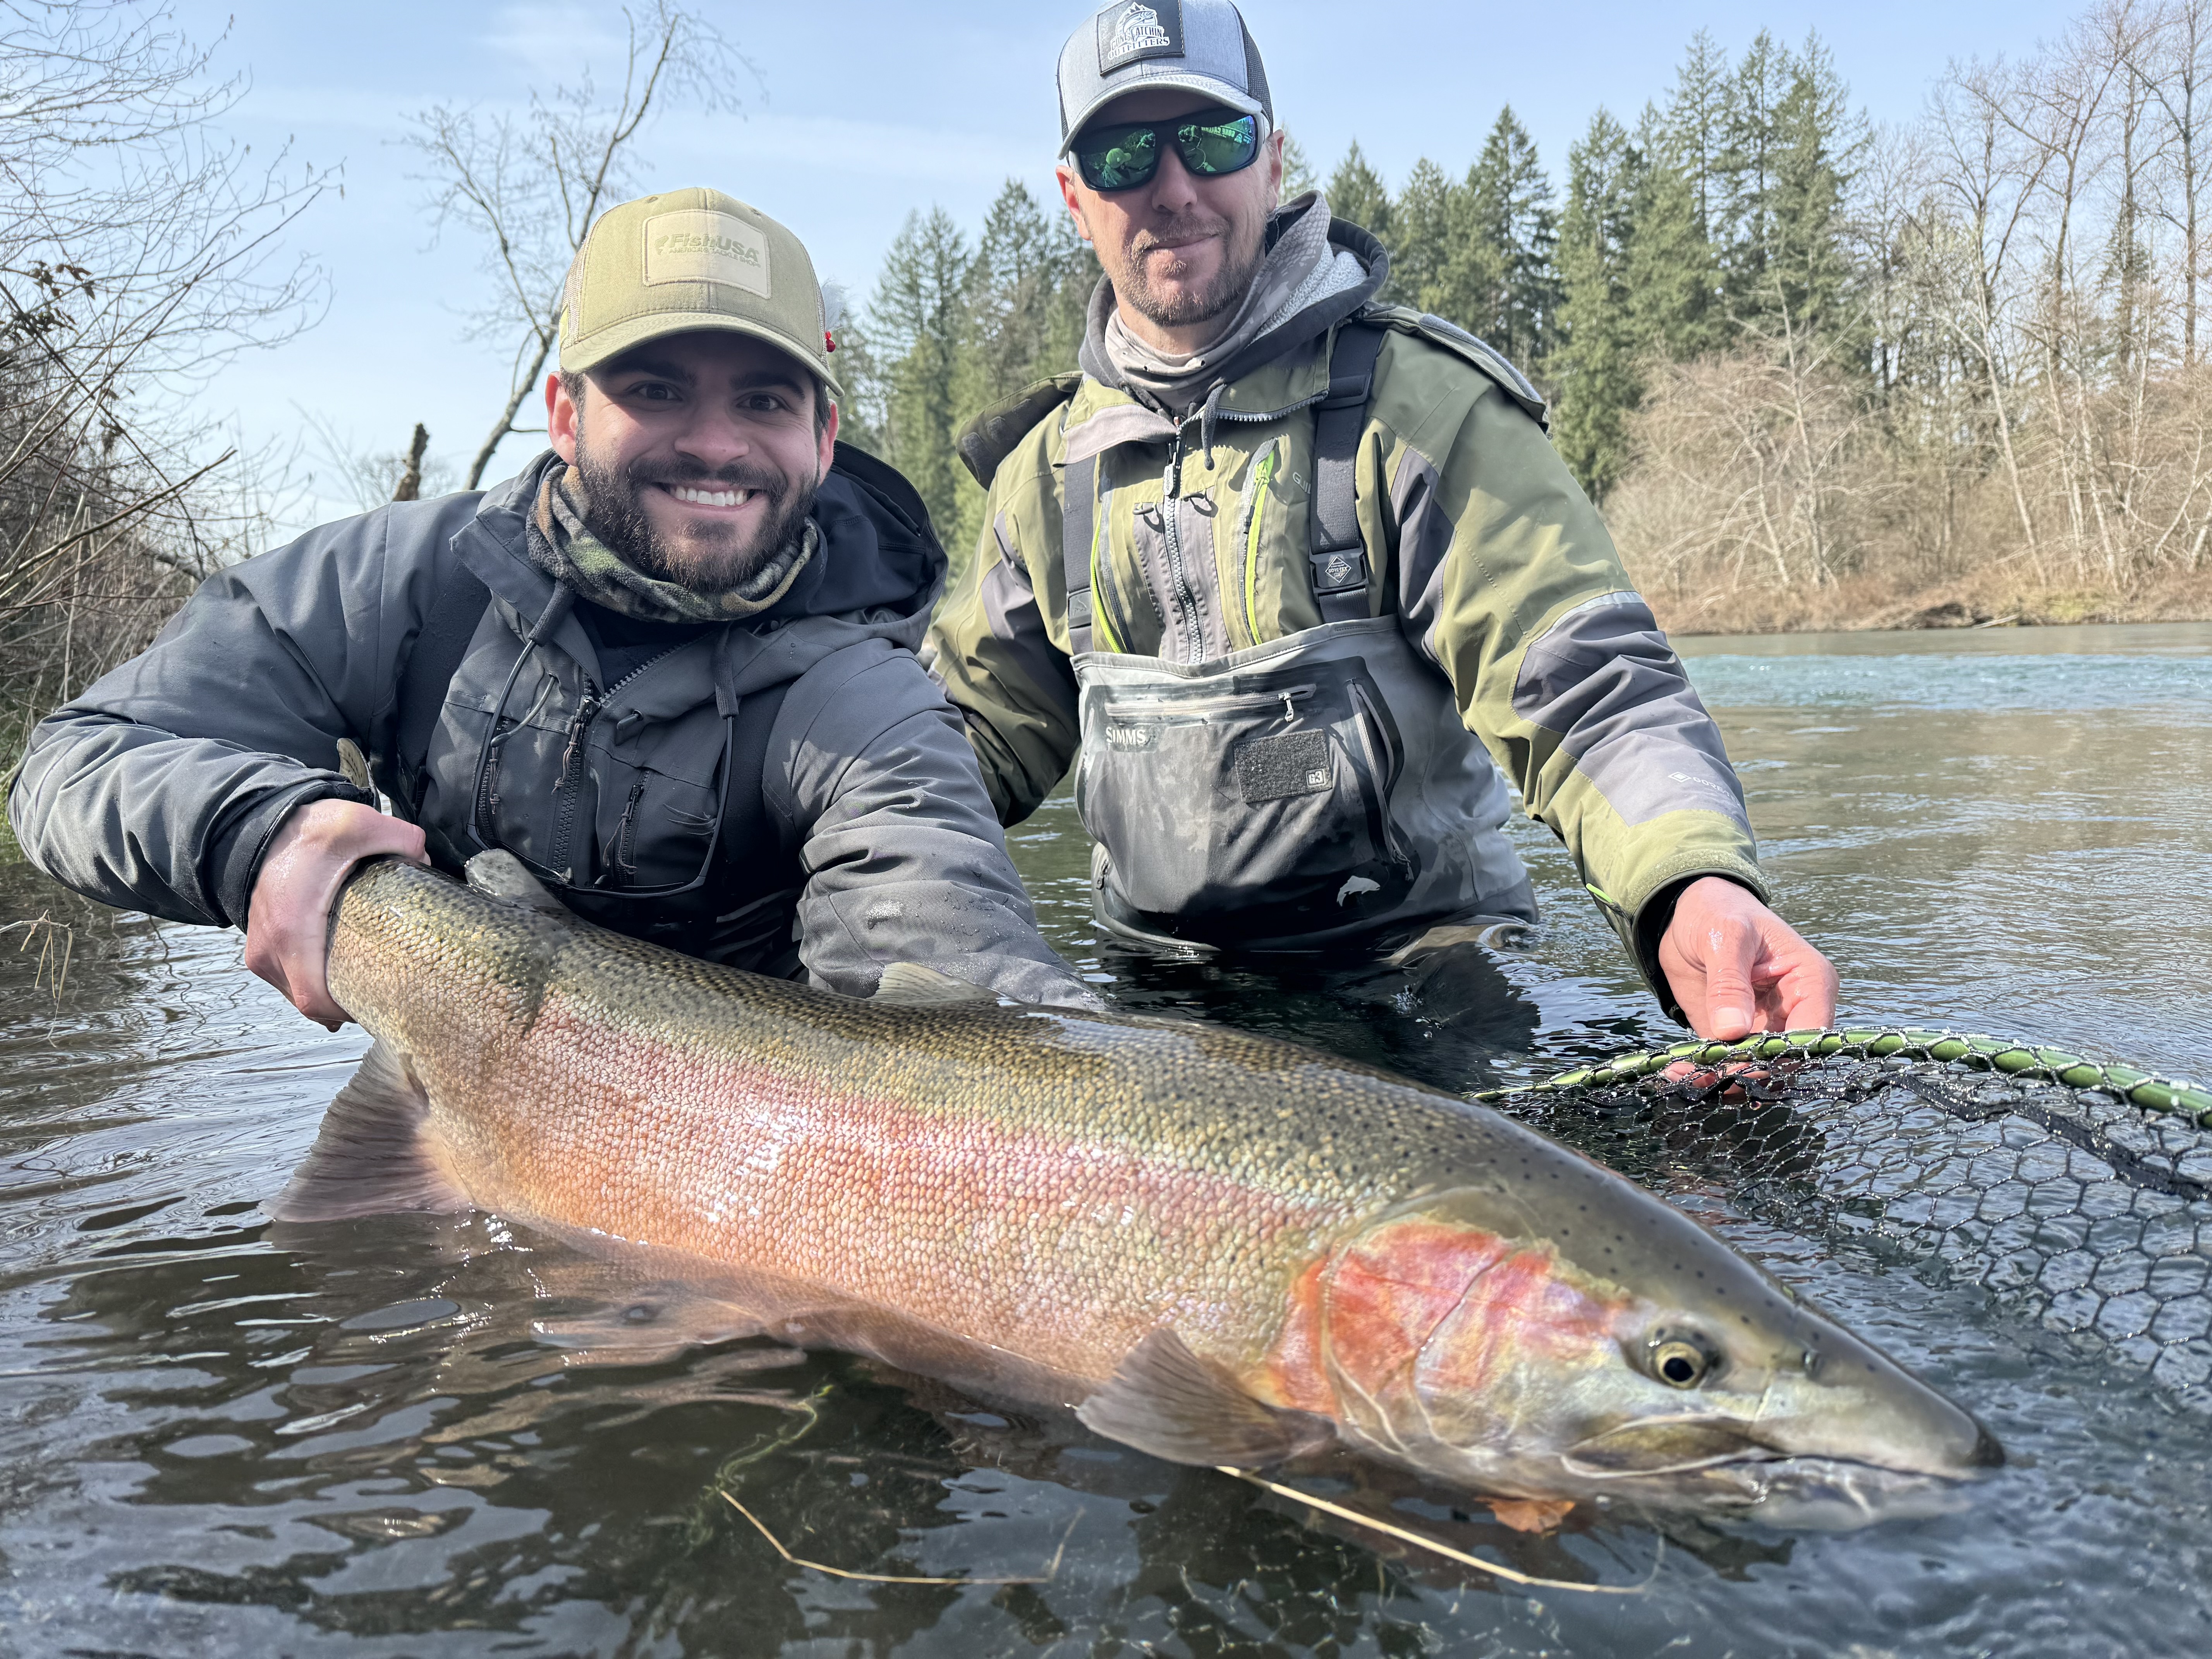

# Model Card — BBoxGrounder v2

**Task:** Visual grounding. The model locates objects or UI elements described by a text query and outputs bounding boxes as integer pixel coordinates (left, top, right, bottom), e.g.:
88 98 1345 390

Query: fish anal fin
465 850 568 914
874 962 995 1006
1077 1328 1337 1469
267 1042 472 1222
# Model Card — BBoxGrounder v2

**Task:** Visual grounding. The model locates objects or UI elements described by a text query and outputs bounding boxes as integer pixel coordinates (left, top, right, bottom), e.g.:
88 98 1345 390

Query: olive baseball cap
1057 0 1272 149
557 187 842 397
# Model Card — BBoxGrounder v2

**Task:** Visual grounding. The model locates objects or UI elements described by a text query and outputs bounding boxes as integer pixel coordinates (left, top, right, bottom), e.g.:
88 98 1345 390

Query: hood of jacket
1077 202 1389 418
457 442 948 693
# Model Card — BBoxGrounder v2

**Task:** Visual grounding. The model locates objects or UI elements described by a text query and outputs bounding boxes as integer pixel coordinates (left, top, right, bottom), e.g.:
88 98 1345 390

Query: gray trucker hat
1056 1 1273 149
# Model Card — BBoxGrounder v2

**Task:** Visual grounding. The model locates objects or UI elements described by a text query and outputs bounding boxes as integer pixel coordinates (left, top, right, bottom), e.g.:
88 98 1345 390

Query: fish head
1295 1171 2001 1527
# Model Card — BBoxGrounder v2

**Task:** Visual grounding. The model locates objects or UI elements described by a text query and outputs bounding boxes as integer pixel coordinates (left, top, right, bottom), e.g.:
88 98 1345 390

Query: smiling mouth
659 483 757 510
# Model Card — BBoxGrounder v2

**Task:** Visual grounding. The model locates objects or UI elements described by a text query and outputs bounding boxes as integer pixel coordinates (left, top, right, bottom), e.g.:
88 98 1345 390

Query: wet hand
244 799 428 1029
1659 876 1838 1041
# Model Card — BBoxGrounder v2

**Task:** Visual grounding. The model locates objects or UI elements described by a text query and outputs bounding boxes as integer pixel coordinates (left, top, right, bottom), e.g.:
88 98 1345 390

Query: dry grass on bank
1641 567 2211 637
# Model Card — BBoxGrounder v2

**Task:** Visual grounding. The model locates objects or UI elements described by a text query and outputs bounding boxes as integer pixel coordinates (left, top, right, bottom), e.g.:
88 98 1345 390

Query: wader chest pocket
1077 663 1416 945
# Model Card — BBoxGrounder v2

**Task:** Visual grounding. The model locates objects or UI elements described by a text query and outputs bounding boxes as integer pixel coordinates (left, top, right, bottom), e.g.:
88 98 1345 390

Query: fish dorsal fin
874 962 996 1006
1077 1328 1337 1469
465 850 568 915
266 1042 472 1222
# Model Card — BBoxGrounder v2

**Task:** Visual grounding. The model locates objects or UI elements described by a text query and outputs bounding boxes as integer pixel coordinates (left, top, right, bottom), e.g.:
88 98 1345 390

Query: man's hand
1657 876 1839 1040
244 798 428 1028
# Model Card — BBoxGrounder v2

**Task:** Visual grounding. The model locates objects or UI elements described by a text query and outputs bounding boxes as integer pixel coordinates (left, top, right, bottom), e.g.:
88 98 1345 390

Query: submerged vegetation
844 5 2212 631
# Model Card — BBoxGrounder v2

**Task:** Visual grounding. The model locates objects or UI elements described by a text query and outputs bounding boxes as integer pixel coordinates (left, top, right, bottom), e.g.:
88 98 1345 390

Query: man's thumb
1700 923 1757 1037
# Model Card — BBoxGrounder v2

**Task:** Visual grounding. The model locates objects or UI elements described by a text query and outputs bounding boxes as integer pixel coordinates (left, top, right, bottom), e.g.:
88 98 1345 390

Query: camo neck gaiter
525 462 816 625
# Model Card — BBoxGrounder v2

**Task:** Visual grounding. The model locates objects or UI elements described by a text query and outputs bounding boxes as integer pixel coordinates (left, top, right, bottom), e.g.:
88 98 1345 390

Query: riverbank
1644 567 2209 637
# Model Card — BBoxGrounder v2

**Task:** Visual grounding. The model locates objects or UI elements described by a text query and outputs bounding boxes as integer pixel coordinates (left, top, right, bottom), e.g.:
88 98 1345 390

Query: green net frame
1477 1027 2212 1127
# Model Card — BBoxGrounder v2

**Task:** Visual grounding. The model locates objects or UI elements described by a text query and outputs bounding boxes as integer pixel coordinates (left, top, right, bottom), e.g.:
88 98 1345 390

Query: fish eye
1649 1334 1718 1388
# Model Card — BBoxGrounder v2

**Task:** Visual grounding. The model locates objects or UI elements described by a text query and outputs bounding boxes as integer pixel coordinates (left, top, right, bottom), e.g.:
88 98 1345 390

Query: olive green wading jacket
925 214 1769 1012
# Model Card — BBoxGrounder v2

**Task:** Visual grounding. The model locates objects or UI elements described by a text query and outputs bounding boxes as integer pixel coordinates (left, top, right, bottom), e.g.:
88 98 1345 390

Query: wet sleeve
1384 377 1770 1010
922 457 1082 827
773 645 1101 1008
2 509 429 929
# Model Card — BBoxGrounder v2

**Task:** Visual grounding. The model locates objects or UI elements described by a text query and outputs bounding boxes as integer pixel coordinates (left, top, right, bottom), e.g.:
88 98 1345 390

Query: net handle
1472 1028 2212 1128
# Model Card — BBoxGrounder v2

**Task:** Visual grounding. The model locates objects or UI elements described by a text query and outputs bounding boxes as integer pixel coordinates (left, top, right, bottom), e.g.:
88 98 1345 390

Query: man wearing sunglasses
11 189 1096 1024
927 0 1839 1040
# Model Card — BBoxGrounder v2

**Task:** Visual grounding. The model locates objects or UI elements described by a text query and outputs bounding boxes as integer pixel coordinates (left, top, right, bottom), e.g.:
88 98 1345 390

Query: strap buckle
1309 548 1367 595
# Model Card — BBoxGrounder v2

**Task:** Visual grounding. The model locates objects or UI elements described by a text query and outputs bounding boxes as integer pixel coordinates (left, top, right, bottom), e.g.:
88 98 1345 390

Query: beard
574 429 818 593
1113 210 1269 331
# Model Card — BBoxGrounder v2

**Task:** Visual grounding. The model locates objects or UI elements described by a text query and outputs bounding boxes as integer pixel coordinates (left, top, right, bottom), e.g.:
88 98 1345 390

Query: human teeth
670 486 751 507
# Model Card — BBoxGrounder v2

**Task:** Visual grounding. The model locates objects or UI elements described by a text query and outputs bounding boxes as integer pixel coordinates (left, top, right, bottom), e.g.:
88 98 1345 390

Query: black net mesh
1480 1030 2212 1414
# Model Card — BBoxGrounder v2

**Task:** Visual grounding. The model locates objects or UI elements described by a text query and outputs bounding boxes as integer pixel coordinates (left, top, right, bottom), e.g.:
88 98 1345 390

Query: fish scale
292 855 2000 1522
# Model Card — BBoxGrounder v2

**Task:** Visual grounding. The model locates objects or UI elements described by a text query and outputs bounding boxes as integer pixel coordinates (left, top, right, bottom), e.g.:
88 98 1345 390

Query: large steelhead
276 854 2000 1525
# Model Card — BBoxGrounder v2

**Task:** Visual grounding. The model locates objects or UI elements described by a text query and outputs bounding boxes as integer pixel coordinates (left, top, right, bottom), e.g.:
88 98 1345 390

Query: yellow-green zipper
1242 443 1279 646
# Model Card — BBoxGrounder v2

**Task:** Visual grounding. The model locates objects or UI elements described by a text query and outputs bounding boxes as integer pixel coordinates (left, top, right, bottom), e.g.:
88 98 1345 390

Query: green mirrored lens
1081 127 1159 190
1175 117 1258 176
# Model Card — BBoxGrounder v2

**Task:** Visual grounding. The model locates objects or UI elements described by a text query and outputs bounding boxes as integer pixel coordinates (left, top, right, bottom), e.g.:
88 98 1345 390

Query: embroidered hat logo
1097 0 1183 72
642 209 771 298
1111 4 1170 53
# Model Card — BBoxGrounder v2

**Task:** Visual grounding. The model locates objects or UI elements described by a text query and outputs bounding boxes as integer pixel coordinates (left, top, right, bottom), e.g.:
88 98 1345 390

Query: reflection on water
1 623 2209 1655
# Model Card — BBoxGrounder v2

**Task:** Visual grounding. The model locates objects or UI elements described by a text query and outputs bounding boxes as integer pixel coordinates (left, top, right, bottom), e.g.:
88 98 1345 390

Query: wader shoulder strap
1061 452 1099 656
396 556 491 809
1308 323 1387 625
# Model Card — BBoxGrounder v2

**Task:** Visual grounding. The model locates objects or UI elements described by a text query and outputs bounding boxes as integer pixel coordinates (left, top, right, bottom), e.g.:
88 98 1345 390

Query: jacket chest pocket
428 635 730 895
1075 656 1417 945
1221 428 1316 649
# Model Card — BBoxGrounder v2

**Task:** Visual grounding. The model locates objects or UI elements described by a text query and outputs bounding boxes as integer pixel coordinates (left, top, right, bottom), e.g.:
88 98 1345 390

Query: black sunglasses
1070 110 1261 192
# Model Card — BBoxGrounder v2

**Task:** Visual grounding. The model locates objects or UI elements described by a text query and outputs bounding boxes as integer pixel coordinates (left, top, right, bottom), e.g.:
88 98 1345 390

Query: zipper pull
1163 426 1185 501
559 693 601 781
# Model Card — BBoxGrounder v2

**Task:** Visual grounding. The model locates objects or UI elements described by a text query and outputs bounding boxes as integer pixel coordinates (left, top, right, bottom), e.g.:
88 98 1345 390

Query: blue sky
165 0 2087 528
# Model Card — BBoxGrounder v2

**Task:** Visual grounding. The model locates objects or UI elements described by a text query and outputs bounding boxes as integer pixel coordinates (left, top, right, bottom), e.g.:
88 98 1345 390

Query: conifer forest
6 2 2212 802
840 11 2212 632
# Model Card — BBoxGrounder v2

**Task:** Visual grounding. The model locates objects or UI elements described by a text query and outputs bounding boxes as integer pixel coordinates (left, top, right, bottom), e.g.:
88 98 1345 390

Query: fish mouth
1557 1417 2001 1527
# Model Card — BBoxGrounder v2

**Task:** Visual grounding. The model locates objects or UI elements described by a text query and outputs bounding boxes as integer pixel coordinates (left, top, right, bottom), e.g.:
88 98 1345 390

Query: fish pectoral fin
872 962 996 1006
1077 1328 1337 1470
266 1041 473 1222
465 850 569 915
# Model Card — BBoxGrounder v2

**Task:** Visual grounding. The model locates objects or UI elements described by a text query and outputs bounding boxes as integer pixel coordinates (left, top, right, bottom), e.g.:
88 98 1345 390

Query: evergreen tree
1628 105 1722 361
863 207 974 554
1550 108 1645 498
946 181 1095 561
1280 133 1318 197
1327 139 1395 243
1455 106 1560 369
1756 38 1861 344
1664 29 1733 244
1390 157 1458 315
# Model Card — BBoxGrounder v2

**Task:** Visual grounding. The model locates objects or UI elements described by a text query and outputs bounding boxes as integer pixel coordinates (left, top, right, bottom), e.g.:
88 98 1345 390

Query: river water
0 622 2207 1656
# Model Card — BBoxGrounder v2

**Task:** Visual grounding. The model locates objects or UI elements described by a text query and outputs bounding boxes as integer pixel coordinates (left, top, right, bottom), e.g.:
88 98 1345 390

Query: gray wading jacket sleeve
6 493 1097 1010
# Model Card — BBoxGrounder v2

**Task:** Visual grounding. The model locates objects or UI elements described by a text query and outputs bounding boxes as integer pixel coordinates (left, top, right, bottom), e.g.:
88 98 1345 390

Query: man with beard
927 0 1839 1039
10 189 1095 1021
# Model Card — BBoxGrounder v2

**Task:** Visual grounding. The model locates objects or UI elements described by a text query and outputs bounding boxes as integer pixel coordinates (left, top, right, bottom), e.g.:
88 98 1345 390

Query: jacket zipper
1157 425 1207 663
545 641 693 879
614 781 645 878
476 718 514 832
1239 442 1279 646
1107 684 1316 718
547 688 602 875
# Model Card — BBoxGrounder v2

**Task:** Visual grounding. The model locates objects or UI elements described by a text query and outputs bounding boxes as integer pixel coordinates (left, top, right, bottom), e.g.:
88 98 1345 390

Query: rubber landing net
1476 1031 2212 1413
